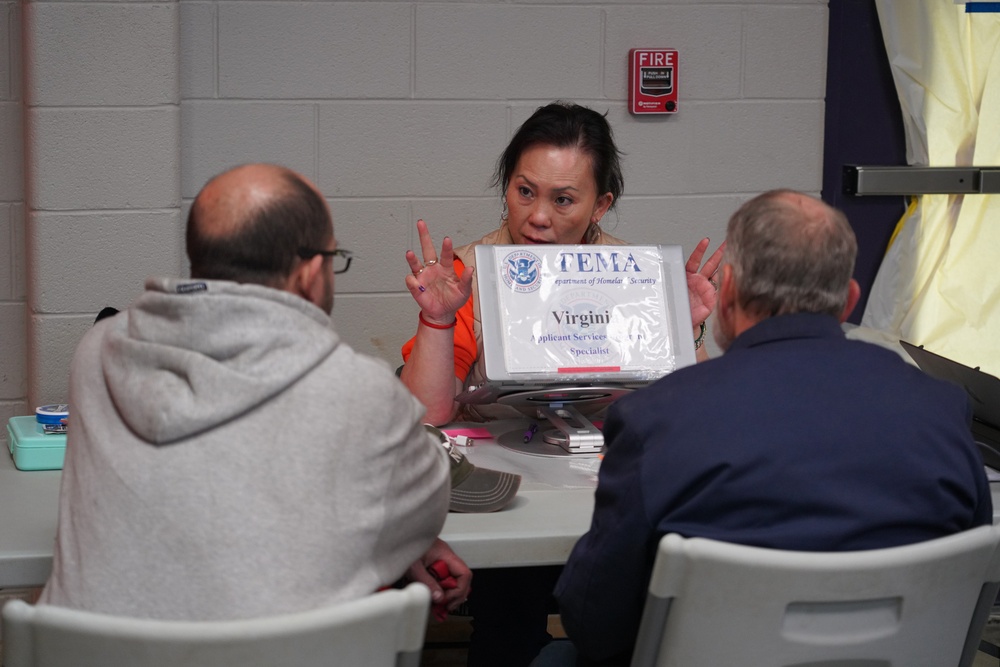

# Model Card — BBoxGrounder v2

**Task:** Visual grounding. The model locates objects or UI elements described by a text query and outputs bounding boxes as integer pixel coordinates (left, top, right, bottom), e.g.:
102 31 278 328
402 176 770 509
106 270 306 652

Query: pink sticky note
443 427 493 439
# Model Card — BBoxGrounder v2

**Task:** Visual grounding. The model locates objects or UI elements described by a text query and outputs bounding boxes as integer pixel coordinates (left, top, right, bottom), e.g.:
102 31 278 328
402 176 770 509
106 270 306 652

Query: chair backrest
2 582 430 667
631 525 1000 667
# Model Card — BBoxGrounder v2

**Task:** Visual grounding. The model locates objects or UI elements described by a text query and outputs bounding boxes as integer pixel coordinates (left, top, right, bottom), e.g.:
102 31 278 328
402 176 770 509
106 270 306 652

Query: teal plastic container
6 416 66 471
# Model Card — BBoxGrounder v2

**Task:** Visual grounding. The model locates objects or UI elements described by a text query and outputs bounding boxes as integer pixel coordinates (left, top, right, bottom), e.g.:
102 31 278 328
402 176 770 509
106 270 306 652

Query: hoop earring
501 197 509 221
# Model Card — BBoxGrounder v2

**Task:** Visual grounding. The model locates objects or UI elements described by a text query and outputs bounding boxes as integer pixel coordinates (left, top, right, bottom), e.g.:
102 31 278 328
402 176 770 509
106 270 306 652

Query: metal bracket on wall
843 165 1000 196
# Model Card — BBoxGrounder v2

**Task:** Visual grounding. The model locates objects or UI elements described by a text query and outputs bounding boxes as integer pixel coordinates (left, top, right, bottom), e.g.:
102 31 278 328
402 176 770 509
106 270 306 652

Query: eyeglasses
297 247 353 274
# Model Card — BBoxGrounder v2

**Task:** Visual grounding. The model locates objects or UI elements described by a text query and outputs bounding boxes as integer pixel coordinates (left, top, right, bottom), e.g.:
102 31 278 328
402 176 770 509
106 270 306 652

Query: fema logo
501 250 542 293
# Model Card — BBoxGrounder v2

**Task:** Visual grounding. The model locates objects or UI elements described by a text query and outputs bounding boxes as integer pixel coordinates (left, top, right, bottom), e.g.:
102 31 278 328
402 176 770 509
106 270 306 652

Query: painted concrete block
406 198 499 252
330 293 419 369
181 2 215 99
181 101 316 198
317 103 507 198
29 314 93 408
416 5 602 99
607 101 824 195
744 5 828 99
218 3 410 99
0 302 26 399
612 194 744 256
544 0 822 4
0 400 30 445
0 2 23 100
8 1 20 101
627 0 826 4
11 203 24 300
30 107 180 210
29 2 178 106
31 210 184 314
605 6 742 101
0 205 10 299
0 101 23 202
1 3 10 100
326 199 410 295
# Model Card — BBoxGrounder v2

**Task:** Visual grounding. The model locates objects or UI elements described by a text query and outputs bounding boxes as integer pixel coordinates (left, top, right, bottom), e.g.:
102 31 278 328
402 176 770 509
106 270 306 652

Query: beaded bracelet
419 311 457 330
694 321 707 350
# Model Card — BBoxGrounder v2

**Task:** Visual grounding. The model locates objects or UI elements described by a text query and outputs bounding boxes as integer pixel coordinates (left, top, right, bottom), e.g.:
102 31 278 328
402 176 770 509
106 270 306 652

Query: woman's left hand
404 219 474 324
686 238 725 329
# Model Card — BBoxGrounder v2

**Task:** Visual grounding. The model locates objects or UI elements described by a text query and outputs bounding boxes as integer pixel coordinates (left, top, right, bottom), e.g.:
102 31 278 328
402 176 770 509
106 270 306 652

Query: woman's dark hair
187 171 330 287
493 101 624 210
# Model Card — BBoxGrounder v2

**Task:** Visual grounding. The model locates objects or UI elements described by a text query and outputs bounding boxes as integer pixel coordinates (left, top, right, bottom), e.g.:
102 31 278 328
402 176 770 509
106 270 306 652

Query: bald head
186 164 332 288
724 189 858 320
191 164 301 240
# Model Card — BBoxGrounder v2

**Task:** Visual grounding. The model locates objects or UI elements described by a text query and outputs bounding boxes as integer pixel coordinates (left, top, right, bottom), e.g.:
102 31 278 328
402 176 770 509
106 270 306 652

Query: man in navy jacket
547 189 992 666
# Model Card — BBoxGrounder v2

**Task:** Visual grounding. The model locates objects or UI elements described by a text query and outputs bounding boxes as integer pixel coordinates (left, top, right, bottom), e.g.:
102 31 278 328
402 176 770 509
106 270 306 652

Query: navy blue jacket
555 313 992 664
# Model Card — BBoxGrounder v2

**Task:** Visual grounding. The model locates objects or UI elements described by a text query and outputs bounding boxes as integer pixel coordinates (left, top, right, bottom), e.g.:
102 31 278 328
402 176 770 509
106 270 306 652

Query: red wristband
419 311 457 330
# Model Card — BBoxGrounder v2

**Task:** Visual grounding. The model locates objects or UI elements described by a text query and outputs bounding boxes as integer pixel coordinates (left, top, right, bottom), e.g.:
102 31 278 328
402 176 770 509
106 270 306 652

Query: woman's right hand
404 219 474 323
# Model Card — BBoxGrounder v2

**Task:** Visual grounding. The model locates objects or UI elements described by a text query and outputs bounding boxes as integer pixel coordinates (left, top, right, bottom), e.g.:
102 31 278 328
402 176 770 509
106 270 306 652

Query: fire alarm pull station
629 48 678 115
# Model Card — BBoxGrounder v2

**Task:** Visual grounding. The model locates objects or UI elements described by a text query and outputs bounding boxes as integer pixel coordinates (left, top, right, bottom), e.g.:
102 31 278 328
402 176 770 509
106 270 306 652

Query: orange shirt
400 257 478 382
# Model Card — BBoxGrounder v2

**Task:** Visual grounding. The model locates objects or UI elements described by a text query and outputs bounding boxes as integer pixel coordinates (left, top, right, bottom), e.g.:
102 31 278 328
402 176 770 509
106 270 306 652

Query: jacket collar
728 312 845 352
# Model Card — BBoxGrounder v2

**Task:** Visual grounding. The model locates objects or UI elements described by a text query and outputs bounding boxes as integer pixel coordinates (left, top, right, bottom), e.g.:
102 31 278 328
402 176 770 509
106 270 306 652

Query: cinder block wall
1 0 26 430
20 0 181 414
4 0 829 430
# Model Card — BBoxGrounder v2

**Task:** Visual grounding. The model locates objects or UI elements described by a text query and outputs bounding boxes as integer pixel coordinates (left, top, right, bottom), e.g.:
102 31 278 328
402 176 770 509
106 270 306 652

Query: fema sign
490 245 677 375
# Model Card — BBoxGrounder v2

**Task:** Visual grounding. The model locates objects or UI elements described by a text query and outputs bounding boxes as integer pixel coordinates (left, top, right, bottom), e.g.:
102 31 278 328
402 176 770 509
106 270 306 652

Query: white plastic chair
2 582 430 667
631 526 1000 667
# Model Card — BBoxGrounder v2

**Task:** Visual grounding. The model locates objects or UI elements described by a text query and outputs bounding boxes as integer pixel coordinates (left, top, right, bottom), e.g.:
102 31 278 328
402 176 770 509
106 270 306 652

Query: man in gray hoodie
40 163 470 620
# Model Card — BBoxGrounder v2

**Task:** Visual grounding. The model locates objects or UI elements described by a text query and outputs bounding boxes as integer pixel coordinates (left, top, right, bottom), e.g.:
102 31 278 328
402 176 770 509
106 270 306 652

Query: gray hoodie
40 278 449 620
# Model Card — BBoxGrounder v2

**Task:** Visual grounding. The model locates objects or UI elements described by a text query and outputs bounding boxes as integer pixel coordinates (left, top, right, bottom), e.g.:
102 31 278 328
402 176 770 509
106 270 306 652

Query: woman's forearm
400 320 462 426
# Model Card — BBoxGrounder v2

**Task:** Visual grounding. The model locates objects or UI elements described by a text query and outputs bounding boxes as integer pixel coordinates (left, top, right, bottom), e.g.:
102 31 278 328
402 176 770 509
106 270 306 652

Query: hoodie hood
102 278 339 444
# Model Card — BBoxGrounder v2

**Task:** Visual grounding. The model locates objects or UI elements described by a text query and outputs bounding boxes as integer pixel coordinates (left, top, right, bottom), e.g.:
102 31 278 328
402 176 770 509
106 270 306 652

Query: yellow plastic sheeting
862 1 1000 376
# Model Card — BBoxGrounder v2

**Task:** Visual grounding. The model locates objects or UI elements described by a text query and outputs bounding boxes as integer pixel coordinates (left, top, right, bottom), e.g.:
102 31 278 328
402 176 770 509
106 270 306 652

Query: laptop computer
900 340 1000 471
459 244 696 453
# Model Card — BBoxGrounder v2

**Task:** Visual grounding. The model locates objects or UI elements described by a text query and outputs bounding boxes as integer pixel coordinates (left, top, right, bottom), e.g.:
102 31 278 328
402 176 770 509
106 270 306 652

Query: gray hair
724 189 857 318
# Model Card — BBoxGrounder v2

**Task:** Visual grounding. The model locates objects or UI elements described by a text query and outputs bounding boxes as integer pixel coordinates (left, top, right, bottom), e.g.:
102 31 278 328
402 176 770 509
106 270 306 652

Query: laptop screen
900 340 1000 469
473 244 695 395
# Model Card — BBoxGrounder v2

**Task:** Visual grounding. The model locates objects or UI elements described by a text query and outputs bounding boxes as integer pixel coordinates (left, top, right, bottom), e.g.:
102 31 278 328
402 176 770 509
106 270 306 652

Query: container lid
36 404 70 424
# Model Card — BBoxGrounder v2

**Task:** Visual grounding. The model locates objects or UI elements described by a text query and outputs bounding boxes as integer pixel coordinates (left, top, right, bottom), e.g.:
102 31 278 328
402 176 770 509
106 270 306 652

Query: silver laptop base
536 405 604 454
